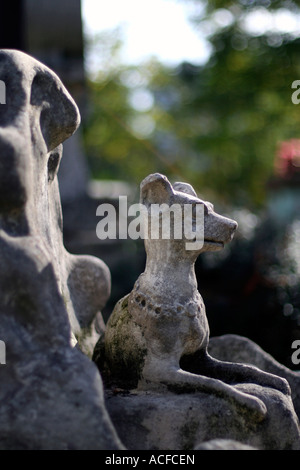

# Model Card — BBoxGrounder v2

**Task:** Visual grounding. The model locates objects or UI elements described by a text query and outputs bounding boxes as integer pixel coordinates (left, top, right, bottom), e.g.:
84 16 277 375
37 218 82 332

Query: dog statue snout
226 217 238 242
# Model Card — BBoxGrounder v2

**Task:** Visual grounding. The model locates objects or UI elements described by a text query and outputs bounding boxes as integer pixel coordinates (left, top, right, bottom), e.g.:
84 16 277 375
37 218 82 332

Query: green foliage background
82 0 300 208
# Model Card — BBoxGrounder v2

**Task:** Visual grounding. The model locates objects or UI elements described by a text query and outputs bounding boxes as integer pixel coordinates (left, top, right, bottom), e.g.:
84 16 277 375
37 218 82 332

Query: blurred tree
149 0 300 206
83 1 300 207
82 30 181 185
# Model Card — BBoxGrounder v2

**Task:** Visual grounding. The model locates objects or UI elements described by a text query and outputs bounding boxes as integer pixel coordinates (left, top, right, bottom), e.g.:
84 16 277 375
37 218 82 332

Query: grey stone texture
194 439 257 450
0 49 122 449
104 385 300 450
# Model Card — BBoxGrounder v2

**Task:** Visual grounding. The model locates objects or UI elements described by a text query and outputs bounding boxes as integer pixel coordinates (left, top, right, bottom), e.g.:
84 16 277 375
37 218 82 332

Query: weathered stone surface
105 385 300 450
208 334 300 419
0 50 122 449
194 439 257 450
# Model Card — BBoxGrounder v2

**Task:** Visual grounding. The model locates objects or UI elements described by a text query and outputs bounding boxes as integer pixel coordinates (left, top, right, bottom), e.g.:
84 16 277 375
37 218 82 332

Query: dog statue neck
136 240 199 304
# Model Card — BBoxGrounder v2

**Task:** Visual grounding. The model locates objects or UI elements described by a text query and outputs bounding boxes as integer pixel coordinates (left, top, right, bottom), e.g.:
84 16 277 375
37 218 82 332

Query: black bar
0 0 25 50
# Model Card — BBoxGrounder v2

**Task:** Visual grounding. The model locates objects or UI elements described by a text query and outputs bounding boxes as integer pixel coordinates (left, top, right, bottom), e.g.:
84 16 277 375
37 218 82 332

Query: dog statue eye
47 150 61 182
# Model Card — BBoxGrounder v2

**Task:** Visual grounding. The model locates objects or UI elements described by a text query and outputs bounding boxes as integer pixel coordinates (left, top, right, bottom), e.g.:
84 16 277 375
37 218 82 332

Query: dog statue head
140 173 237 261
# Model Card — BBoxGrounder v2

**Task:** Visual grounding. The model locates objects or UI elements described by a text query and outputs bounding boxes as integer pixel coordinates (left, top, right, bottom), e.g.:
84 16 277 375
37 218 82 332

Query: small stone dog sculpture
101 173 290 421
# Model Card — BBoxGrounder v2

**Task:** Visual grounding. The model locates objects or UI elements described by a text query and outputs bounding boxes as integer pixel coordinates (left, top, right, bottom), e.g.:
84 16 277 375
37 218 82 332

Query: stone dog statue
101 173 290 422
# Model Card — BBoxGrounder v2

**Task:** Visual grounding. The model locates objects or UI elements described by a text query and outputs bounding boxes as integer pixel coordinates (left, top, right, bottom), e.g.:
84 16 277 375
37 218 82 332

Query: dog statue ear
140 173 174 206
30 70 80 152
173 181 198 198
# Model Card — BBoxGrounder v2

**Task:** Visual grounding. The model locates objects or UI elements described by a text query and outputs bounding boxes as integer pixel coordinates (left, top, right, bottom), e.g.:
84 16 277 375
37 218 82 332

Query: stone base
105 383 300 450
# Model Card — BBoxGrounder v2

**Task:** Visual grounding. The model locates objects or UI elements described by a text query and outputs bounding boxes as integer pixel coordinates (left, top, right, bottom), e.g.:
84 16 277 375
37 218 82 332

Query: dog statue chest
128 284 209 356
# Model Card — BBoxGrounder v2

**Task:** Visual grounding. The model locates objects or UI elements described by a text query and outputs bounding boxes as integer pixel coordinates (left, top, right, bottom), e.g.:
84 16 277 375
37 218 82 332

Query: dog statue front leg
139 361 267 422
208 355 291 394
181 351 290 395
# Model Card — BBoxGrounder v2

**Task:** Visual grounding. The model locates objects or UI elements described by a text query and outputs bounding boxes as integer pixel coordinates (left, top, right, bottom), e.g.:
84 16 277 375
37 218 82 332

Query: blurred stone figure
0 49 122 450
